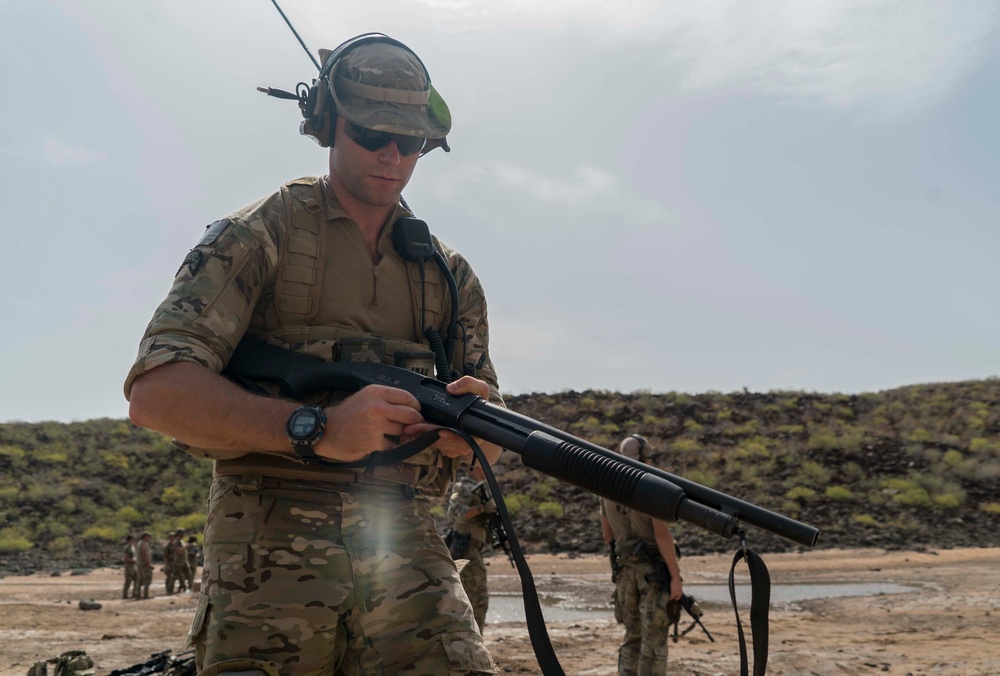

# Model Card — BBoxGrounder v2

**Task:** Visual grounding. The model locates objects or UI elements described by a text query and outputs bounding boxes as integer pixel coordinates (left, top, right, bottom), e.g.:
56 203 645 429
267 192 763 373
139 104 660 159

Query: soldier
446 462 497 632
125 33 503 675
171 529 191 593
121 534 138 600
601 434 684 675
185 536 200 592
135 531 153 600
162 531 177 594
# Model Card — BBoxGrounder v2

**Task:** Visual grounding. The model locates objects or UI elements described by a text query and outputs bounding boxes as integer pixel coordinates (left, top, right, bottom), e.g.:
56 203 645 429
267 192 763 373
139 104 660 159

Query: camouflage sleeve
435 239 503 407
123 193 284 399
446 480 478 528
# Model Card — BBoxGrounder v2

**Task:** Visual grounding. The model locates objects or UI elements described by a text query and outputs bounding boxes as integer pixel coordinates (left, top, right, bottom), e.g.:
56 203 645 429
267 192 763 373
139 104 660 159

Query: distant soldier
601 434 683 676
171 529 191 593
445 462 497 632
163 531 177 594
185 536 200 592
121 534 138 600
136 531 153 599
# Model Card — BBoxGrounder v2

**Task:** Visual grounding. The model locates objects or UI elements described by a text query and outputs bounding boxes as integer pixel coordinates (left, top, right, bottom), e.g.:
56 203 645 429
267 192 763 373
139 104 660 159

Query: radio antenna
269 0 322 71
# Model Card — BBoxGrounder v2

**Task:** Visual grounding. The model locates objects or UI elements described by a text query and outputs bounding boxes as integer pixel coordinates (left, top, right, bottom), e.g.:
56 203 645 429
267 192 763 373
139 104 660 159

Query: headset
260 30 450 153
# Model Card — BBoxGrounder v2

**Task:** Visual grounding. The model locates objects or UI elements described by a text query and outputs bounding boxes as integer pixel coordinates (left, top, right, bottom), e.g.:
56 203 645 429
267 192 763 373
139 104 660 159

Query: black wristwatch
285 405 327 461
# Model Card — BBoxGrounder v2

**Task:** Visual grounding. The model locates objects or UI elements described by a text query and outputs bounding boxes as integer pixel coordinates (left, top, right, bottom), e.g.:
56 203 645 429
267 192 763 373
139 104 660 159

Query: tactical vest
197 177 460 496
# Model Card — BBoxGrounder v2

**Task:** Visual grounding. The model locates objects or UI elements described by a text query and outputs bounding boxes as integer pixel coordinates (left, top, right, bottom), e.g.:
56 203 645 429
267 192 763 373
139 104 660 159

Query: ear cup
299 81 334 147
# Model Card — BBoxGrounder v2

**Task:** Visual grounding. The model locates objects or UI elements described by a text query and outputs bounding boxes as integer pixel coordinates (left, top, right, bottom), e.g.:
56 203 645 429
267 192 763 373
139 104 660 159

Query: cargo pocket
186 593 211 649
440 630 499 675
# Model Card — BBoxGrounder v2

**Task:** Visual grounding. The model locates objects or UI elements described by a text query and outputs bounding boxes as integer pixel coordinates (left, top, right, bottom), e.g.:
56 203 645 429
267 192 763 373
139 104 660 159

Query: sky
1 0 998 423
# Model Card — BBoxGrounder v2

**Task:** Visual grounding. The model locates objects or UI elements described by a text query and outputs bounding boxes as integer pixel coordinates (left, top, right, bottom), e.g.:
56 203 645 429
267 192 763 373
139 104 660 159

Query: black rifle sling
728 536 771 676
456 430 565 676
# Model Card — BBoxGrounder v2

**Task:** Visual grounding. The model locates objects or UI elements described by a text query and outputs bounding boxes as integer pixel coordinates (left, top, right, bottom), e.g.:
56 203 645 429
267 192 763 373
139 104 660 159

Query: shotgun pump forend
224 339 820 548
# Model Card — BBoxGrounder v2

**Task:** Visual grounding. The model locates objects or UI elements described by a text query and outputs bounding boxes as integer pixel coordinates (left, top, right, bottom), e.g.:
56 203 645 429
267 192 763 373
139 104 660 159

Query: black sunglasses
343 120 426 156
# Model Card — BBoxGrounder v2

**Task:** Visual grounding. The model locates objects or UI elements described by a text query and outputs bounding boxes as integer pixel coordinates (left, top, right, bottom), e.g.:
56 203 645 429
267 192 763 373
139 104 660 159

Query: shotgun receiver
224 339 820 548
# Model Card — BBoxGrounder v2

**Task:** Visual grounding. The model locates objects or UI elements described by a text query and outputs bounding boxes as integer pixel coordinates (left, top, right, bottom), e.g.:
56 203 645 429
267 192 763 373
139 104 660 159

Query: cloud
663 1 999 113
43 138 107 168
403 0 996 114
430 161 672 224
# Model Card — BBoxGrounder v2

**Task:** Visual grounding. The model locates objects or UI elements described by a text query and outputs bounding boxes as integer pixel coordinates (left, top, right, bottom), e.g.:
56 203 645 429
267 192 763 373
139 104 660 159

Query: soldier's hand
669 575 684 601
402 376 492 459
316 385 423 462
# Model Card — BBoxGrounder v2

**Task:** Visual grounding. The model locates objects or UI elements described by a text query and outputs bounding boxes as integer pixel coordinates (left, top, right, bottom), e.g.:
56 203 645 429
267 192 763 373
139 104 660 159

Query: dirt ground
2 547 998 675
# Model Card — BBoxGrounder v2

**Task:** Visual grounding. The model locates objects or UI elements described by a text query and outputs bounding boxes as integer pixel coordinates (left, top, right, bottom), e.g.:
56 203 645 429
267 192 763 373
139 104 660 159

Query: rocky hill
1 378 998 575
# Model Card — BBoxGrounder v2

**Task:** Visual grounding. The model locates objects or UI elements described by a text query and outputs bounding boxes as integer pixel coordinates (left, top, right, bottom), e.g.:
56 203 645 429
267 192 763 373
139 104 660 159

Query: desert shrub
116 505 144 524
82 524 126 541
786 486 816 501
48 536 74 559
906 428 932 443
504 493 532 515
852 513 879 526
683 420 702 433
100 450 130 470
0 486 19 501
602 422 621 434
933 494 962 510
825 486 854 501
941 450 964 468
0 445 26 460
0 527 33 552
671 439 700 455
536 501 564 518
795 461 832 487
807 429 839 452
685 469 717 489
981 503 1000 515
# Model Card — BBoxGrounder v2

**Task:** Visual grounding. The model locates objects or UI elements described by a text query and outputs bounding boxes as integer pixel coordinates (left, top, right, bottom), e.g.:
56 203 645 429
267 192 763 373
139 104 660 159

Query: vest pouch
336 336 385 363
393 351 436 377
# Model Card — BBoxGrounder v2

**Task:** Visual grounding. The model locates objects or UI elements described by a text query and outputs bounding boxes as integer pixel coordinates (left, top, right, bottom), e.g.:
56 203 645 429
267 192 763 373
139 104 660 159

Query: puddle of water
486 582 916 624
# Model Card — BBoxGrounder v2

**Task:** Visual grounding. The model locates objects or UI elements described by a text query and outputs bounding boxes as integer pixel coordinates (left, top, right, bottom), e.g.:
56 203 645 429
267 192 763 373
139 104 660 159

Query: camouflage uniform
136 534 153 599
446 475 495 631
185 537 199 591
163 533 177 594
122 537 138 599
124 175 501 675
600 499 681 676
171 530 192 593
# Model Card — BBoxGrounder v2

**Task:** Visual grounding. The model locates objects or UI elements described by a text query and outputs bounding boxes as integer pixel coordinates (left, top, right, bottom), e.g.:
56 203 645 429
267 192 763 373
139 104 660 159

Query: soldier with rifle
125 27 503 675
600 434 683 675
445 462 500 631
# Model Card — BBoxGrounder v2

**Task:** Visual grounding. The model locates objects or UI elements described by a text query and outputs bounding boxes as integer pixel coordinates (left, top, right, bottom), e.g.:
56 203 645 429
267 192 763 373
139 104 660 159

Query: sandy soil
2 548 998 675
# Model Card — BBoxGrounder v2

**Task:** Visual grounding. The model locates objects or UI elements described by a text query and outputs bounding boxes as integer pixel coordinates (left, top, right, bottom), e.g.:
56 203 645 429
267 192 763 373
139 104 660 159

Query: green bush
933 494 961 510
116 505 144 524
504 493 532 516
825 486 854 501
0 536 33 553
786 486 817 501
48 536 75 559
536 501 564 518
852 513 879 526
82 524 126 541
981 503 1000 515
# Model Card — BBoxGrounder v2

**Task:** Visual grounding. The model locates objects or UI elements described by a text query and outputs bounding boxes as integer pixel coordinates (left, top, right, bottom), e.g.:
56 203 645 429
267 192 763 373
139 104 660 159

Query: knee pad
198 658 281 676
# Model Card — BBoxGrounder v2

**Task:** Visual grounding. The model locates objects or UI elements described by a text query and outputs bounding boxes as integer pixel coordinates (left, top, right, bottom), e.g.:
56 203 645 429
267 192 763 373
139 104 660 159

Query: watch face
289 409 318 439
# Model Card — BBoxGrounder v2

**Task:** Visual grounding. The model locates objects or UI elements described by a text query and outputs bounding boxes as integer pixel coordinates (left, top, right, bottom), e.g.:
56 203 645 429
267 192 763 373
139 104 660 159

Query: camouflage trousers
123 562 137 599
458 542 489 633
614 562 674 676
136 565 152 599
189 475 498 676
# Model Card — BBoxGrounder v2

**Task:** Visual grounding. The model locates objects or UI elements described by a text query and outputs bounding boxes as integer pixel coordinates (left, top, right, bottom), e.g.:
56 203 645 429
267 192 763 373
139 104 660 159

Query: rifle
225 339 820 548
675 593 714 643
472 480 515 567
108 650 195 676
